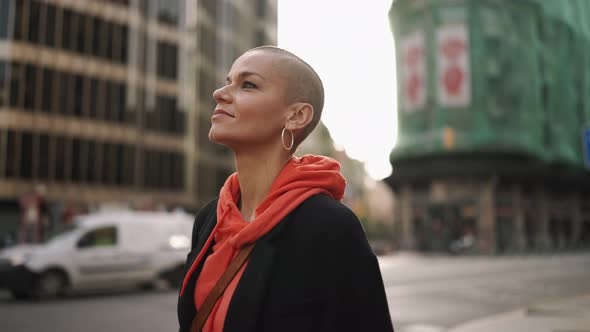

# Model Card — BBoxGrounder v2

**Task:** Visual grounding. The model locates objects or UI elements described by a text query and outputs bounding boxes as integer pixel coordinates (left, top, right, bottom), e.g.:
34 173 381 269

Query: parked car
0 210 194 299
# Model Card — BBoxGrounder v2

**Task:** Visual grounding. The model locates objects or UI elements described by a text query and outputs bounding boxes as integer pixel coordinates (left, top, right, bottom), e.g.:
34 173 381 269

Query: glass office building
0 0 276 239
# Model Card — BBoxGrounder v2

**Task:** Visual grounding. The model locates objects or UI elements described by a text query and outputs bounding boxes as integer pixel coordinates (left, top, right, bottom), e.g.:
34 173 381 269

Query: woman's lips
212 109 235 119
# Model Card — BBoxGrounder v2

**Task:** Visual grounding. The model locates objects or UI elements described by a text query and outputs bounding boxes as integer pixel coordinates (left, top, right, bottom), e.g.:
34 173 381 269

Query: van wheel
35 270 66 299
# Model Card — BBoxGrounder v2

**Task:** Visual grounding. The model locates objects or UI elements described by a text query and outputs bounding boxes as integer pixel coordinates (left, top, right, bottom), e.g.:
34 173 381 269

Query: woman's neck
234 146 292 222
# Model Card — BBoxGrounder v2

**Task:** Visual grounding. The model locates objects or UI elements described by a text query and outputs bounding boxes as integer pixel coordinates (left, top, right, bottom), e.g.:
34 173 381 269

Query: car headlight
5 253 31 266
168 235 190 250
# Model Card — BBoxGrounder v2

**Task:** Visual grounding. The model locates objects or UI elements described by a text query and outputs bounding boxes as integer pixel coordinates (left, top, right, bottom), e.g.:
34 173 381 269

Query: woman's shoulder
295 194 363 234
291 194 373 259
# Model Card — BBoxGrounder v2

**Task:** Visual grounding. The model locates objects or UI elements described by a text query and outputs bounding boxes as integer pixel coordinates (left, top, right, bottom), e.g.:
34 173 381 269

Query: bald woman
177 46 394 332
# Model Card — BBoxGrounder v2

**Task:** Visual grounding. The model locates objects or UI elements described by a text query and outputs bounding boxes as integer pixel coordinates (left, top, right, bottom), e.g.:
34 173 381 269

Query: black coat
177 194 394 332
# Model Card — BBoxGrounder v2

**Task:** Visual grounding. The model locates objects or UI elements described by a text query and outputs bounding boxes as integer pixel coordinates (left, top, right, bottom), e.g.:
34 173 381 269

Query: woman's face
209 50 290 151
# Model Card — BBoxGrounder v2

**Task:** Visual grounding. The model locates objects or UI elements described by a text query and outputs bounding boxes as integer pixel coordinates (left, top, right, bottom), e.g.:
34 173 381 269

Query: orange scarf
180 155 346 332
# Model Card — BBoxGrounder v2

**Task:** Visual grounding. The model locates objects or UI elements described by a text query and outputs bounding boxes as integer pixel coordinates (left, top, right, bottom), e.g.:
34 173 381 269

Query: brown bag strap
191 243 256 332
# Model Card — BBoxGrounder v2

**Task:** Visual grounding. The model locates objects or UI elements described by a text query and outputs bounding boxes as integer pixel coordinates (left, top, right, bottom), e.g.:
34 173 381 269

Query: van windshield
43 224 79 244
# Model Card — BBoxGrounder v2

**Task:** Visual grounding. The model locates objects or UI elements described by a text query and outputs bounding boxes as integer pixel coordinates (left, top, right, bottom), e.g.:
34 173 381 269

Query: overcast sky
278 0 398 180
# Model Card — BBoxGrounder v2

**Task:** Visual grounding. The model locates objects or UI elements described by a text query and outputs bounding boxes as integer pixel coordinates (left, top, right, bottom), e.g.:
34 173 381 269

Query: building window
145 108 157 132
115 144 124 185
0 0 10 39
44 3 57 47
156 95 178 134
105 21 113 60
8 62 21 108
61 9 74 51
73 75 83 117
91 17 103 58
108 81 125 123
122 144 135 186
256 0 267 19
159 151 170 189
37 133 49 180
77 13 90 55
20 131 33 179
120 25 129 63
112 23 124 63
41 67 54 112
199 24 216 63
157 41 178 79
116 82 126 122
87 140 97 183
71 138 81 182
143 149 159 189
5 129 16 177
23 64 36 111
157 0 180 26
54 136 66 181
96 79 107 120
13 0 24 41
0 61 6 107
61 72 73 115
172 153 184 190
79 138 89 183
202 0 216 21
102 142 115 184
175 108 185 135
88 78 98 118
54 72 70 115
28 0 41 43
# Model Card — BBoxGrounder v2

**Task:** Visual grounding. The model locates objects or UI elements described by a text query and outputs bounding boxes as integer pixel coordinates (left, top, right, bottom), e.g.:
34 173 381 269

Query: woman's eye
241 81 257 89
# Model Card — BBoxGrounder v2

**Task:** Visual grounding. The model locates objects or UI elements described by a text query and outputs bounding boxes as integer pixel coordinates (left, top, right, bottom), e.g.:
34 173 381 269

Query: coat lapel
178 207 217 329
223 212 293 332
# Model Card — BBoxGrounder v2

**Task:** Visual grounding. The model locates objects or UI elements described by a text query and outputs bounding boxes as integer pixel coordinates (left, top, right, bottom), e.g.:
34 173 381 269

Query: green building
386 0 590 254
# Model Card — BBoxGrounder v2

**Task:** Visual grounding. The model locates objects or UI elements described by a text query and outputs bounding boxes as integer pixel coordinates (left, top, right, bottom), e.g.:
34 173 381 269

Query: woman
177 46 394 332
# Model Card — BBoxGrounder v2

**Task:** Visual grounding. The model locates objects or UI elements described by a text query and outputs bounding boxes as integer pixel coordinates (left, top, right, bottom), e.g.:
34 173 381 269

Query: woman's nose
213 85 231 104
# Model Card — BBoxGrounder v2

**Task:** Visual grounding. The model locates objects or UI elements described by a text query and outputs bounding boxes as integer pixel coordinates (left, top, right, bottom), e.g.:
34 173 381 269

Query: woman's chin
208 132 233 148
208 131 223 144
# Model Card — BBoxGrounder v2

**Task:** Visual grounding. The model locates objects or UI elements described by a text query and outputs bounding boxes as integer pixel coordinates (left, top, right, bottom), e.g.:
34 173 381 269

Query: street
382 252 590 331
1 252 589 332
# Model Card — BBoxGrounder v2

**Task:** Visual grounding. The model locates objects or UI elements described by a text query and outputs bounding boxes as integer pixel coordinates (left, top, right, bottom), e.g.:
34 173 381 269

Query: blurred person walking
177 46 394 332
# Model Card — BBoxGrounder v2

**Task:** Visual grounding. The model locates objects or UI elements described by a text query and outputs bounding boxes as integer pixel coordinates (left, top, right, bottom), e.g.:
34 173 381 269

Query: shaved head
245 46 324 149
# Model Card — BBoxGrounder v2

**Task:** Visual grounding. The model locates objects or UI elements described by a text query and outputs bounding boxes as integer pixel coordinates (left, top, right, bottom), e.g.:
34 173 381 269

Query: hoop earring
281 128 294 151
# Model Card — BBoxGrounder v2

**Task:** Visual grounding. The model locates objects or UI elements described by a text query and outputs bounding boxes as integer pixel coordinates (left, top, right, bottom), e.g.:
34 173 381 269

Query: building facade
386 0 590 254
0 0 276 243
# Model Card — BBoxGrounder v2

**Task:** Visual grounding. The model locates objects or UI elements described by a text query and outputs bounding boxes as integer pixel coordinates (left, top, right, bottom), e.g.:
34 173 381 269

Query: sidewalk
448 293 590 332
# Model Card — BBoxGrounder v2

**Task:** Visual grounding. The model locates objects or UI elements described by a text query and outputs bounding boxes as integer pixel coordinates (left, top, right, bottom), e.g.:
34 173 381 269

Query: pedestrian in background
177 46 394 332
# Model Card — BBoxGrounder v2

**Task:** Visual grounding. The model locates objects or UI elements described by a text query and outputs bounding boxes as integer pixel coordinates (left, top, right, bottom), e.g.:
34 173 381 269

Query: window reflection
157 0 180 26
0 0 9 39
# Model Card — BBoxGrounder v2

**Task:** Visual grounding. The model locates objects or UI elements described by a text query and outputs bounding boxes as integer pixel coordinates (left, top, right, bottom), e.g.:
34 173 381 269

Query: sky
277 0 398 180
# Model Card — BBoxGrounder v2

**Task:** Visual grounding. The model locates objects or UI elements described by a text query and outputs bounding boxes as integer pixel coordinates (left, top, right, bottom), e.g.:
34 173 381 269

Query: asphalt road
1 252 589 332
381 252 590 332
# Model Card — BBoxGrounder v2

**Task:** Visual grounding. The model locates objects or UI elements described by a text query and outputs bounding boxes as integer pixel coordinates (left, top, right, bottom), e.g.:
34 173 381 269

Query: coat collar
223 211 292 332
178 204 218 329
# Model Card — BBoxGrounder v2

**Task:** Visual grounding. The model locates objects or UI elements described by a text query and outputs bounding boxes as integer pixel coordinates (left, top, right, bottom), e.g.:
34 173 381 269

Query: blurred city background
0 0 590 331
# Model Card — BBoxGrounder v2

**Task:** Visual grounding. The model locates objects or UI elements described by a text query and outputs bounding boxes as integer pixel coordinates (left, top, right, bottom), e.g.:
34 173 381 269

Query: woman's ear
285 103 314 131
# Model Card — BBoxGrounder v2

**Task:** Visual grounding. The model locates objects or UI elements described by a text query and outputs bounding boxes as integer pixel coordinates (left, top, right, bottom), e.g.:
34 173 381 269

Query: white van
0 210 194 299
